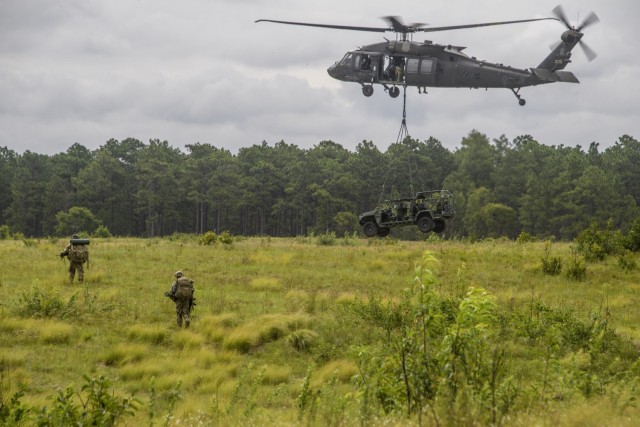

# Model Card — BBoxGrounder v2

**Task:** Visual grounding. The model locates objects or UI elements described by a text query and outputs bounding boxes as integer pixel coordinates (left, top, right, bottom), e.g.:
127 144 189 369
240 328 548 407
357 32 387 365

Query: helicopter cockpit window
340 53 353 66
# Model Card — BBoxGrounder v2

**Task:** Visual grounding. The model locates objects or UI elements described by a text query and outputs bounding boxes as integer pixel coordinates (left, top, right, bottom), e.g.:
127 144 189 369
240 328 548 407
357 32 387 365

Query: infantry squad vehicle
359 190 454 237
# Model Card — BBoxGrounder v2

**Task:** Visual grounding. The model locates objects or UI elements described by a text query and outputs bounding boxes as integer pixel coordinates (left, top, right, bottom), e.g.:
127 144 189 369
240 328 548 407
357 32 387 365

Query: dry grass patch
335 292 357 305
260 364 292 385
198 314 241 343
172 330 205 349
312 359 358 387
223 313 310 353
126 324 168 345
0 349 28 369
103 343 149 367
37 320 76 344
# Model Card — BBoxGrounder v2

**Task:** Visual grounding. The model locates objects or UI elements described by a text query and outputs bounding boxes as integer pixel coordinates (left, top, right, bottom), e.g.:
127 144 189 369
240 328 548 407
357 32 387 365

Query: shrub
7 288 78 319
93 225 112 238
541 241 562 276
218 230 233 245
199 231 218 245
618 250 637 272
542 256 562 276
575 219 622 262
516 231 536 244
22 238 38 247
316 231 336 246
623 216 640 252
566 246 587 281
0 225 10 240
286 329 319 351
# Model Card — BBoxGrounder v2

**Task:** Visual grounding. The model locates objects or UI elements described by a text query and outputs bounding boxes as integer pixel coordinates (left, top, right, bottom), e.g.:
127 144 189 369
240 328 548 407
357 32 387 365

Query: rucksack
68 245 88 263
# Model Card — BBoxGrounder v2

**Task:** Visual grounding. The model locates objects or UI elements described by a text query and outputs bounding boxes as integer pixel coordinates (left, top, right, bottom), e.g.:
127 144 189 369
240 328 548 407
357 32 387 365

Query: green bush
316 231 336 246
6 287 78 319
516 231 536 244
93 225 112 238
0 225 10 240
541 241 562 275
618 250 637 272
199 231 218 245
623 216 640 252
575 219 623 262
566 247 587 281
542 256 562 276
218 230 233 245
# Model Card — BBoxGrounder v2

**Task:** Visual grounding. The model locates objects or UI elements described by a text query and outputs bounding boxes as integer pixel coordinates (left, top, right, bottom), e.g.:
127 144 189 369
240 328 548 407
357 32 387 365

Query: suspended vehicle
256 5 599 106
359 190 454 237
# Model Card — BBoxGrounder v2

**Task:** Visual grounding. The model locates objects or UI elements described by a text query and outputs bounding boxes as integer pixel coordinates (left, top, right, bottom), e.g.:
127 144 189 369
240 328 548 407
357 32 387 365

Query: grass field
1 235 639 426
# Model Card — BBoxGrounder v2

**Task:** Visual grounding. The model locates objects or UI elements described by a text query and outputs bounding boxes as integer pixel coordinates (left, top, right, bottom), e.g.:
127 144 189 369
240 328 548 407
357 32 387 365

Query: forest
1 131 639 239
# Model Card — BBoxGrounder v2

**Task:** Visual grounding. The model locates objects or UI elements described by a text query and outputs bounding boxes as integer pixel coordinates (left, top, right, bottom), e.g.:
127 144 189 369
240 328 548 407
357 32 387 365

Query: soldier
59 234 89 283
169 271 195 328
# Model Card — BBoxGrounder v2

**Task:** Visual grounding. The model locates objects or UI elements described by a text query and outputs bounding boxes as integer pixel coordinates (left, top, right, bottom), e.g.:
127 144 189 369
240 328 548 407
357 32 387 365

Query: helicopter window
421 59 434 74
406 58 420 74
340 53 353 66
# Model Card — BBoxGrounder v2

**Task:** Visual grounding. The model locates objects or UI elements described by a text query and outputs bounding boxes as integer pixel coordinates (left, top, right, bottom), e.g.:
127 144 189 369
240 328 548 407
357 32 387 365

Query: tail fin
537 30 582 71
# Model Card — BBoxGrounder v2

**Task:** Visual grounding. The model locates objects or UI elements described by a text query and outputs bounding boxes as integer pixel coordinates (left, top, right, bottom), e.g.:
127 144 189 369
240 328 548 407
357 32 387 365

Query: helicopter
256 6 599 106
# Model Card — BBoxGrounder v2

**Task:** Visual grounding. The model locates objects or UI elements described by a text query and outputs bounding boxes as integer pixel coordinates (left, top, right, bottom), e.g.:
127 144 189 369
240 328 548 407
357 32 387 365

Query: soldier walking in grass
168 271 195 328
59 234 89 283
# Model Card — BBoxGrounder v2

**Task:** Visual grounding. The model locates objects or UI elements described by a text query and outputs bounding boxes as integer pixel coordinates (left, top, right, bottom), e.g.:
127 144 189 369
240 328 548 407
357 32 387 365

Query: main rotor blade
578 11 600 31
580 40 598 61
419 17 557 33
256 17 557 35
255 19 388 33
552 5 572 29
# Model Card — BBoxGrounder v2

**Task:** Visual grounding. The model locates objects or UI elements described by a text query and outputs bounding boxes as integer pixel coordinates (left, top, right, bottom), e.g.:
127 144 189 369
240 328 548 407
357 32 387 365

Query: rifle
164 291 177 302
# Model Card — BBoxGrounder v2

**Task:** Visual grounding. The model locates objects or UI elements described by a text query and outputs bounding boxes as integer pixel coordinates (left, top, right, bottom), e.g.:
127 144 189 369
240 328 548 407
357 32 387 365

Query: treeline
1 132 639 239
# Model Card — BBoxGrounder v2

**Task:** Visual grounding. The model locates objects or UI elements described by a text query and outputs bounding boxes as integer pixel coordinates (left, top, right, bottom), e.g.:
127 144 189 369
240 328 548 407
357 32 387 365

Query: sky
1 0 638 155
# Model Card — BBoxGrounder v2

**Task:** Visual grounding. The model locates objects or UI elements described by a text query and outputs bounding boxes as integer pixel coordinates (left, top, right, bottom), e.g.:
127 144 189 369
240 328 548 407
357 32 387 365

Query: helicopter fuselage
328 34 581 104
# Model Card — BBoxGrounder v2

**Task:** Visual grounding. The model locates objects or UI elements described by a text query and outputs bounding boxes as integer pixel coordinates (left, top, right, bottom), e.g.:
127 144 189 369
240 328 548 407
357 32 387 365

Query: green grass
0 237 639 425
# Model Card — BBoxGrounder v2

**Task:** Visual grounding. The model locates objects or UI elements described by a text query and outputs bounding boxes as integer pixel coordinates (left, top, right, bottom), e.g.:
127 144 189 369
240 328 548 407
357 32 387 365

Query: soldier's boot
185 320 190 329
78 274 84 283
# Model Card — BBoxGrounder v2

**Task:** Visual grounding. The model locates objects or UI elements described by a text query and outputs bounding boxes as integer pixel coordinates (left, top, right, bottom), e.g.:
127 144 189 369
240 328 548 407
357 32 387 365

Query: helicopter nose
327 63 338 79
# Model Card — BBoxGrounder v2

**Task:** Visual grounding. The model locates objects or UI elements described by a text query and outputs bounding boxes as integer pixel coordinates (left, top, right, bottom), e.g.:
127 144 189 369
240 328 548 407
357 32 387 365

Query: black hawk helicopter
256 6 598 106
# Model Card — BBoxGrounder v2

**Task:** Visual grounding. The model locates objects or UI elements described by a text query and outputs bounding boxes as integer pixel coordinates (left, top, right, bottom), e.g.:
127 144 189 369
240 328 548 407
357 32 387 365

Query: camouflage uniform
60 236 88 283
170 271 194 328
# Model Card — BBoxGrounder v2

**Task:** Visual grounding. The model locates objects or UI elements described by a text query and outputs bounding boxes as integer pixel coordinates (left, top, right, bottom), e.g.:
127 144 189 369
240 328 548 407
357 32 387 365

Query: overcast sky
1 0 638 155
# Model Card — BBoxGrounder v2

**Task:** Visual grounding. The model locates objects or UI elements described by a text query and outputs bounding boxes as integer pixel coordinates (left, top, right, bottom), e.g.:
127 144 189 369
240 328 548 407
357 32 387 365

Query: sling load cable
397 85 416 196
396 85 409 144
378 85 412 205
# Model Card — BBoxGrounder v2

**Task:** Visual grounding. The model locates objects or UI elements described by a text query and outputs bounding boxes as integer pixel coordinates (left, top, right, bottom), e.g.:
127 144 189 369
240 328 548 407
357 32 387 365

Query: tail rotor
552 5 599 61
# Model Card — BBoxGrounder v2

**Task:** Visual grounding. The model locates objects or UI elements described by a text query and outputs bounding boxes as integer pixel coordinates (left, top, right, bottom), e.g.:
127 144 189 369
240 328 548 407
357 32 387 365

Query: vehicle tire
389 86 400 98
433 219 446 233
362 85 374 97
363 221 378 238
417 216 434 233
377 227 390 237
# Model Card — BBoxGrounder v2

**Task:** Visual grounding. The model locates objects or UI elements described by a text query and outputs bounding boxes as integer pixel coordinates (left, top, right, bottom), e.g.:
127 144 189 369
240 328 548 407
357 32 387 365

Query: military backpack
68 244 88 263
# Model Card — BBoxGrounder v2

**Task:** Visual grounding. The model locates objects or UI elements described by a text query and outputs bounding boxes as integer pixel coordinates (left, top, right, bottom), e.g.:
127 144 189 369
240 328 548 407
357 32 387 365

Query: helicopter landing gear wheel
362 85 374 97
389 86 400 98
511 88 526 106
